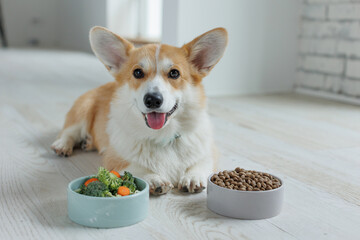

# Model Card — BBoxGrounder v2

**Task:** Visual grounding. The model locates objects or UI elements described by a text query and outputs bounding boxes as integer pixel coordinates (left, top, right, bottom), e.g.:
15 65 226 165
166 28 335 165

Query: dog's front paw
80 135 94 151
144 174 173 195
51 138 73 157
178 174 206 193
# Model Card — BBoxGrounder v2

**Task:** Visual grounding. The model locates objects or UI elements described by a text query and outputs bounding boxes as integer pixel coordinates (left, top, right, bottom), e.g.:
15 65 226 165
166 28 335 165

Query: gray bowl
207 172 284 219
68 175 149 228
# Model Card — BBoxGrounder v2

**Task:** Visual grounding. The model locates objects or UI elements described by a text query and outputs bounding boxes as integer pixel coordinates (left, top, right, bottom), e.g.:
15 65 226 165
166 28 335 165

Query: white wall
107 0 140 39
107 0 162 41
163 0 301 96
3 0 301 96
2 0 106 52
297 0 360 99
2 0 59 48
57 0 106 52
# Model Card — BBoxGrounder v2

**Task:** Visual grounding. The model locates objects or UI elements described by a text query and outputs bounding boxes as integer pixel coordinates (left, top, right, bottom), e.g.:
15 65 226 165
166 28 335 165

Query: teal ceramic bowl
67 175 149 228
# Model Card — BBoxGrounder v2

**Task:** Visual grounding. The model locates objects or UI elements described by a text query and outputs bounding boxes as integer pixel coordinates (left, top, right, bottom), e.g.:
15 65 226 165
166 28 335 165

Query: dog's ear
89 26 134 75
182 28 228 75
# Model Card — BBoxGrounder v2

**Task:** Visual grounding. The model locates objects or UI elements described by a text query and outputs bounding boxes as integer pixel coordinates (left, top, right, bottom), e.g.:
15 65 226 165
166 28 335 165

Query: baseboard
295 88 360 106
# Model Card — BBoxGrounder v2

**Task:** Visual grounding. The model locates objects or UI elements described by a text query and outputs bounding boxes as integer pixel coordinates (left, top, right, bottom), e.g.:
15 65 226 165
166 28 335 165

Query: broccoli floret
120 171 137 193
97 167 123 191
121 172 136 191
122 180 137 194
122 171 135 183
82 181 113 197
75 183 87 194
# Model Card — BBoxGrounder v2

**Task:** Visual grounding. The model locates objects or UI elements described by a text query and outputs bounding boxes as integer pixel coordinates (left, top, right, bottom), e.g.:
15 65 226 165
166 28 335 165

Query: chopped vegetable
75 167 140 197
120 171 137 193
122 180 137 194
117 186 130 196
122 171 134 182
97 167 123 191
81 181 113 197
84 178 98 187
110 170 120 178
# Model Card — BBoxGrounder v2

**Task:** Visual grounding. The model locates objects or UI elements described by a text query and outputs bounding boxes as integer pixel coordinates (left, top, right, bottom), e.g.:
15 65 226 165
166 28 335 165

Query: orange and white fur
52 26 228 195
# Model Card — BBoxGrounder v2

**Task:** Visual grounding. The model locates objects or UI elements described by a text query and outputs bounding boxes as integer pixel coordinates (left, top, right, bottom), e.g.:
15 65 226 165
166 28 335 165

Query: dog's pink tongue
146 112 166 130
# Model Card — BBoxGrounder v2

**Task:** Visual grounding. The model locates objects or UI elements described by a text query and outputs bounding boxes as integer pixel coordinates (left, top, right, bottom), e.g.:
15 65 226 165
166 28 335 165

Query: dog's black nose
144 93 163 109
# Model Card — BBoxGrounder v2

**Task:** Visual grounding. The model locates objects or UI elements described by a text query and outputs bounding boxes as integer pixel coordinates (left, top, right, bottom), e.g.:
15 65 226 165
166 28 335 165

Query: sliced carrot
117 186 130 196
84 178 98 187
110 170 120 178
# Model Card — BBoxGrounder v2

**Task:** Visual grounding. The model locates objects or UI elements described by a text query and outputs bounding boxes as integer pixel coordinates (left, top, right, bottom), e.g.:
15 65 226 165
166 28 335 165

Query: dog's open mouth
143 103 178 130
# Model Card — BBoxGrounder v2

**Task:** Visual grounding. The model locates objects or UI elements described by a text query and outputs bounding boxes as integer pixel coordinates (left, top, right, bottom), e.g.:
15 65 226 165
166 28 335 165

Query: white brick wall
328 4 360 20
297 71 325 89
348 22 360 39
346 60 360 79
324 76 342 92
300 39 337 54
297 0 360 98
337 41 360 57
302 5 326 19
302 56 343 74
342 79 360 97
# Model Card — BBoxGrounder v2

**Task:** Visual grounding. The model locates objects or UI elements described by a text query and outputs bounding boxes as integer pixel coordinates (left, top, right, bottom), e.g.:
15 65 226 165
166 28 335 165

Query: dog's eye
168 69 180 79
133 68 145 79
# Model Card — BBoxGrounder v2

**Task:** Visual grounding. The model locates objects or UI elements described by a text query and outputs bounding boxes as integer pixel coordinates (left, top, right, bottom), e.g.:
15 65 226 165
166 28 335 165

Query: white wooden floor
1 50 360 240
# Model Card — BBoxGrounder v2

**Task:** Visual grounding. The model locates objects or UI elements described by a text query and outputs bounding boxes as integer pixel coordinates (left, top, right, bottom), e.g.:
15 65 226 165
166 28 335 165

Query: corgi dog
52 26 228 195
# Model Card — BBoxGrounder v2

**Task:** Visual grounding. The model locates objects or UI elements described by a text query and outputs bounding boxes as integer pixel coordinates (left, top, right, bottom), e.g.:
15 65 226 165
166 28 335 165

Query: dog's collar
174 133 181 139
160 133 181 145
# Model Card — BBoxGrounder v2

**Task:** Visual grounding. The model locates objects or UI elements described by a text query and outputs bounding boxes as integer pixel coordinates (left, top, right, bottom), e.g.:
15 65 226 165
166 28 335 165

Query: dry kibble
211 167 281 192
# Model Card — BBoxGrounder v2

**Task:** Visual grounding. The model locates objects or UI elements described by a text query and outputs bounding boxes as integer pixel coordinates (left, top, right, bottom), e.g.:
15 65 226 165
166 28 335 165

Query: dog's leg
178 157 213 193
51 121 86 157
102 148 173 195
144 173 174 195
126 164 173 195
52 89 97 157
80 134 95 151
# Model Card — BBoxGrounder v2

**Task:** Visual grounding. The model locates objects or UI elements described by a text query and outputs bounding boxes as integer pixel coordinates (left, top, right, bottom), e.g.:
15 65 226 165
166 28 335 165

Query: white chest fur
106 85 214 184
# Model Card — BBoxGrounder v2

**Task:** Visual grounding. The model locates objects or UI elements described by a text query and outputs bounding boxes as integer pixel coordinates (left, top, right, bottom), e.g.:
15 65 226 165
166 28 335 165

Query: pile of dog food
211 167 281 191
